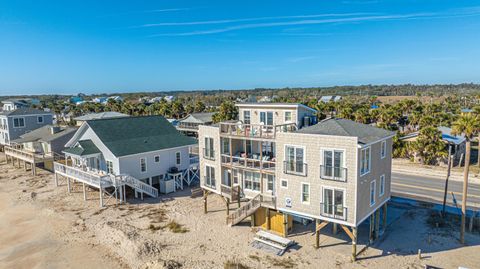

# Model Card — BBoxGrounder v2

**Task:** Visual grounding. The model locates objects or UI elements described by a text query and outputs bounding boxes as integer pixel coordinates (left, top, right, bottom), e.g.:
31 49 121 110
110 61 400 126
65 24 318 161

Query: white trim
7 113 52 118
284 110 293 123
154 155 160 163
284 144 307 175
242 109 251 124
118 144 192 158
280 178 288 189
258 110 274 125
300 182 310 205
370 180 376 207
278 207 354 227
235 103 317 113
357 134 395 148
320 147 347 179
37 115 44 124
360 146 371 177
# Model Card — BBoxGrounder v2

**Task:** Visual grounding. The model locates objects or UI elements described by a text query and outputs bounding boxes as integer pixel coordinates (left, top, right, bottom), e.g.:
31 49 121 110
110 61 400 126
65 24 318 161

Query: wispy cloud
148 13 432 37
286 56 318 63
133 13 373 28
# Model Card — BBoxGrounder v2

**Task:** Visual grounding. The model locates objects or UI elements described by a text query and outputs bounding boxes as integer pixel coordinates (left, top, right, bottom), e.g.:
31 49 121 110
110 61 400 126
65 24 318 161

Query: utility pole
442 144 453 217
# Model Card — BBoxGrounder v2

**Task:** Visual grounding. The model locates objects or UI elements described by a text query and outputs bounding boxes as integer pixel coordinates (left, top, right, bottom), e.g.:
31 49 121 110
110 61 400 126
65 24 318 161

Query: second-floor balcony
219 121 297 139
320 203 347 221
221 153 276 172
283 161 307 176
320 165 347 182
176 122 200 131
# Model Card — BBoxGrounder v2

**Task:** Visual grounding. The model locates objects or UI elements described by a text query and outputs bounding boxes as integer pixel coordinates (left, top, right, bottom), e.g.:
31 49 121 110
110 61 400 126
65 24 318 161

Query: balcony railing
221 154 276 171
219 122 297 139
320 165 347 182
203 148 215 160
320 203 347 221
283 161 307 176
202 176 216 190
5 146 53 162
177 122 200 131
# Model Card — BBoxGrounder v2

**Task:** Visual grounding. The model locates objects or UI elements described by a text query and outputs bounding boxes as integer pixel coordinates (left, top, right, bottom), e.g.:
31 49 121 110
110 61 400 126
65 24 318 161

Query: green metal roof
63 139 101 156
86 115 197 157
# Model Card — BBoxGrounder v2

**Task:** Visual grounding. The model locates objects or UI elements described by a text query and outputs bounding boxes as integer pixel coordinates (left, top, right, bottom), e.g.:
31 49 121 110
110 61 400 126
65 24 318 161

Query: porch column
382 203 388 231
203 190 208 214
266 208 271 230
283 213 288 237
83 183 87 201
226 198 230 216
99 186 103 207
54 172 58 187
32 160 36 176
315 219 320 248
352 227 358 262
333 223 338 235
67 177 71 193
369 214 374 244
375 209 380 240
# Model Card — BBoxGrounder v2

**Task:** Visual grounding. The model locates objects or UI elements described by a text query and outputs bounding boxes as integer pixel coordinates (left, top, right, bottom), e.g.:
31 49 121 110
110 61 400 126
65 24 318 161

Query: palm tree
451 113 480 244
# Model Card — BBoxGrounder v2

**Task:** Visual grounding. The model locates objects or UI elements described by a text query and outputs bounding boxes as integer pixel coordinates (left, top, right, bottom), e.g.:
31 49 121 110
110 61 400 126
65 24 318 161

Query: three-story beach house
198 103 394 260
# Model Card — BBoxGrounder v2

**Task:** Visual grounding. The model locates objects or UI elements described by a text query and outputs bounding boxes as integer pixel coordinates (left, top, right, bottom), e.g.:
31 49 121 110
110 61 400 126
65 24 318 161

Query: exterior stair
118 174 159 198
226 194 262 226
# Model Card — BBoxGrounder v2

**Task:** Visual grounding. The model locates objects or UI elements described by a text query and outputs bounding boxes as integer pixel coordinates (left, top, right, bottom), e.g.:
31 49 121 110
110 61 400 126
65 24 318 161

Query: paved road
391 171 480 210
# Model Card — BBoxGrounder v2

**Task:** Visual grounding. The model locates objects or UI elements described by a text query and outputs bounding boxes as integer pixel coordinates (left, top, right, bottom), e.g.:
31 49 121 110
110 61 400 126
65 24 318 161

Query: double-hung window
204 137 214 159
379 175 385 197
322 149 345 180
301 183 310 204
370 180 376 206
244 171 260 191
222 138 230 155
176 152 181 165
285 145 305 175
140 158 147 173
266 174 275 192
284 111 292 122
381 141 386 159
205 166 215 188
360 147 371 175
37 116 44 124
322 188 345 220
13 117 25 128
106 161 113 174
243 110 251 124
260 111 273 125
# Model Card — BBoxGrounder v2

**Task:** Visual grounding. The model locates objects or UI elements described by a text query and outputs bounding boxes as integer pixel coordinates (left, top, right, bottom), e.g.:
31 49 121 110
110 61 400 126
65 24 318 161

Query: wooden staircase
226 194 276 226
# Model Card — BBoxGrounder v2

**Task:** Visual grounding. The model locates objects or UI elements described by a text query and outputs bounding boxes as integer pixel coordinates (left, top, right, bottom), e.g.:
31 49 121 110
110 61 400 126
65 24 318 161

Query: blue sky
1 0 480 95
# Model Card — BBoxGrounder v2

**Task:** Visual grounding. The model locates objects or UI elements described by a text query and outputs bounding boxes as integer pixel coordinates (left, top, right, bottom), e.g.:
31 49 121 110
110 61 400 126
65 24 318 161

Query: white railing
118 174 158 198
5 146 52 162
54 162 113 188
220 122 297 139
221 154 276 171
226 193 276 226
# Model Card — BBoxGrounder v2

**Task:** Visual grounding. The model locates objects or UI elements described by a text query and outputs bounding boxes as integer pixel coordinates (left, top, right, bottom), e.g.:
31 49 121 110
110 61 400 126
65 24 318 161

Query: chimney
50 126 61 135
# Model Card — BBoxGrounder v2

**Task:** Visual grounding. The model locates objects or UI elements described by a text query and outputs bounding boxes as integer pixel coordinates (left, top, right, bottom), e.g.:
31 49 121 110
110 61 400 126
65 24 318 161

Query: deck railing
320 203 347 221
226 193 276 226
219 122 297 139
5 146 52 162
283 161 307 176
221 154 276 171
54 162 113 188
320 165 347 182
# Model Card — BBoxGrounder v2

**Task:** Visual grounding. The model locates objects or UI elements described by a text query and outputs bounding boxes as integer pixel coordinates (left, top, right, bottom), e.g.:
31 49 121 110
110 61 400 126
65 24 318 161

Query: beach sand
0 153 479 269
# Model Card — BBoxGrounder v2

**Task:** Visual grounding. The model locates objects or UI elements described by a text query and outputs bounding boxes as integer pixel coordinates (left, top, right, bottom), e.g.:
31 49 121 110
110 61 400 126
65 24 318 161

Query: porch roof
63 139 101 156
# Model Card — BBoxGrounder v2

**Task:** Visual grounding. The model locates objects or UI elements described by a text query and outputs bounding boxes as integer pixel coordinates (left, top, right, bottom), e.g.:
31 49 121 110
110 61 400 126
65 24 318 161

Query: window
285 145 305 175
245 140 252 154
281 179 288 188
266 174 275 192
360 147 371 175
301 183 310 204
322 149 345 180
370 180 376 206
322 188 345 219
223 170 232 186
243 110 251 124
106 161 113 174
244 171 260 191
176 152 181 165
379 175 385 197
13 117 25 128
205 166 215 188
140 158 147 172
204 137 214 159
284 111 292 122
154 155 160 163
381 141 387 159
260 111 273 125
37 116 44 123
222 138 230 155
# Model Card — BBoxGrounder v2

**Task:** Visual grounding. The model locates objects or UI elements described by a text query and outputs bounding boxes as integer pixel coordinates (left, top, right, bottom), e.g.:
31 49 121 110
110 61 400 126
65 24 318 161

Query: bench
190 187 203 198
253 230 294 255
